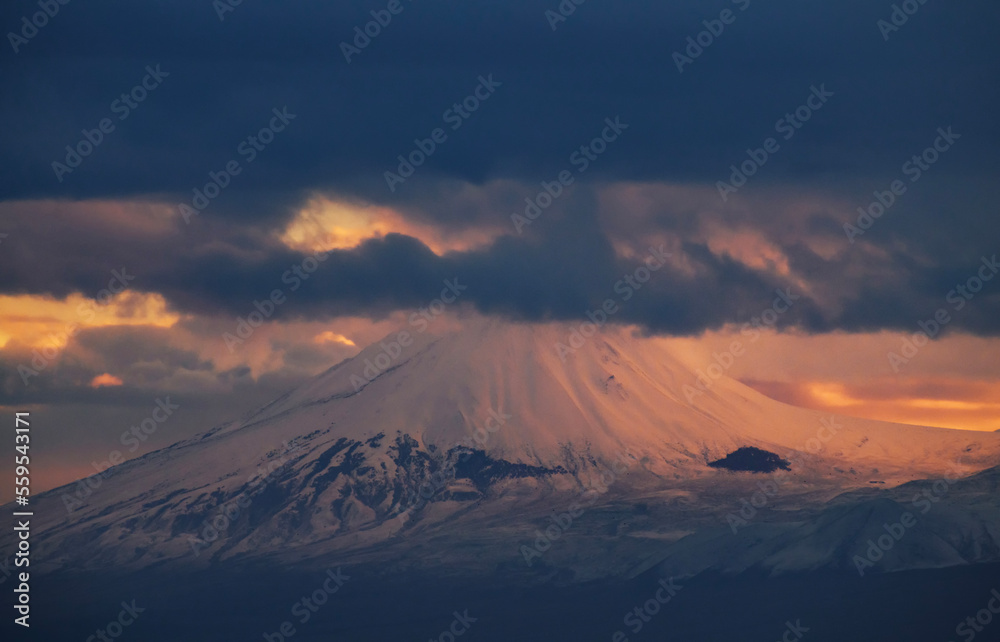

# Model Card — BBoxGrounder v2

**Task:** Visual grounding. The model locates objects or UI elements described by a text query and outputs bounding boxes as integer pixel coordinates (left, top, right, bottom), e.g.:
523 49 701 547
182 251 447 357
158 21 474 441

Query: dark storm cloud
71 326 214 378
2 0 998 202
1 179 999 337
1 0 999 335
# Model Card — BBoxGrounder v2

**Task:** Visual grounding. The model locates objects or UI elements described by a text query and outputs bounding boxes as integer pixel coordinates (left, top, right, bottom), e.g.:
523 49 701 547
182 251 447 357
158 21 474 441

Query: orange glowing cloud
745 378 1000 433
280 196 496 256
313 331 356 347
90 373 124 388
0 291 182 350
703 225 792 277
661 329 1000 432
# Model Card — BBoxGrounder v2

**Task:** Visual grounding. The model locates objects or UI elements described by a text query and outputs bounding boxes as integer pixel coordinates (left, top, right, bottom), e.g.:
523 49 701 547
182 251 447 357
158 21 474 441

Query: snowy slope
232 316 999 480
11 316 1000 574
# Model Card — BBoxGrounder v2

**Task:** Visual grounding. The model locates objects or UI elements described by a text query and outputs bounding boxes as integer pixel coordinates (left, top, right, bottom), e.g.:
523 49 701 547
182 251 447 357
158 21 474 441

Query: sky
1 0 999 496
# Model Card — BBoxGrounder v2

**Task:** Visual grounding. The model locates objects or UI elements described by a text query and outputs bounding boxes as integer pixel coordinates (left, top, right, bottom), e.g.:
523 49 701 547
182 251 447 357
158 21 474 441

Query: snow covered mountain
16 316 1000 576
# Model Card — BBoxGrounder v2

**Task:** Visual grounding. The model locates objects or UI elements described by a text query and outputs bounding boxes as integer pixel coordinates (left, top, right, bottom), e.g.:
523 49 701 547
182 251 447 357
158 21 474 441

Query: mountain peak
18 315 1000 572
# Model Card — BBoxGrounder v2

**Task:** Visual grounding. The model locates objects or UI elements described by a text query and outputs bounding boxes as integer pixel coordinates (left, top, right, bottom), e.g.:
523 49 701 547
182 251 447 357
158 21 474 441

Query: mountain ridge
9 316 1000 578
